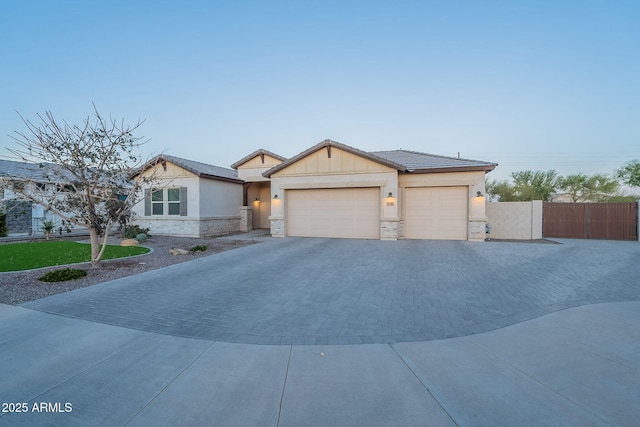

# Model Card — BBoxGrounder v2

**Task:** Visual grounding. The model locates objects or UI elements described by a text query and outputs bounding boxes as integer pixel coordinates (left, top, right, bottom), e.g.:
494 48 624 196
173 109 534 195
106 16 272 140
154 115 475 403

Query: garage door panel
287 188 380 239
405 187 468 240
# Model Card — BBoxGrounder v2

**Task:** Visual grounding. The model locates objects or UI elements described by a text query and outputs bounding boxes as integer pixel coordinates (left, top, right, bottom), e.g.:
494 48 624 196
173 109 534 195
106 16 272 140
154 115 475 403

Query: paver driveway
24 237 640 345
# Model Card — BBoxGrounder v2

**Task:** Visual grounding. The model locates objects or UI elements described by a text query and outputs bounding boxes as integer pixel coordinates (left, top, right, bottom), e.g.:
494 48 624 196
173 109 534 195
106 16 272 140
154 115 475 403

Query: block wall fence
486 201 543 240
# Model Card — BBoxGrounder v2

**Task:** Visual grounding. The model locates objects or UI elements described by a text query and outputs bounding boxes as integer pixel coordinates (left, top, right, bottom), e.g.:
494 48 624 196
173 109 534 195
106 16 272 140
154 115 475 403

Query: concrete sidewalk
0 301 638 426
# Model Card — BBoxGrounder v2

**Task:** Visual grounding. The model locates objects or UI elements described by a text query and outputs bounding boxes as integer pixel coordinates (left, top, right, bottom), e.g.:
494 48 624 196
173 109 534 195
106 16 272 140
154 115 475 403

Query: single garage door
404 186 468 240
287 188 380 239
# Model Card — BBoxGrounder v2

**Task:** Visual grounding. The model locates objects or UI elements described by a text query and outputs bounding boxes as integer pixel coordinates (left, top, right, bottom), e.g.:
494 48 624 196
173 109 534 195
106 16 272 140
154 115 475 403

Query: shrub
123 225 150 239
40 219 56 240
39 268 88 283
136 233 148 242
189 245 208 252
0 212 6 237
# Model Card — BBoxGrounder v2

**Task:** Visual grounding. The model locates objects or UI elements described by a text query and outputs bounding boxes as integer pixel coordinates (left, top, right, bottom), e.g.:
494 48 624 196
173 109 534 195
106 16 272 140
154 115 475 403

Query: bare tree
6 106 153 266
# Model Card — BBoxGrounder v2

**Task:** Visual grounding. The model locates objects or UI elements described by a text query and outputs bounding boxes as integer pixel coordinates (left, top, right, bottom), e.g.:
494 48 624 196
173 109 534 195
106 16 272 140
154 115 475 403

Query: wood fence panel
589 203 637 240
543 202 637 240
543 203 586 238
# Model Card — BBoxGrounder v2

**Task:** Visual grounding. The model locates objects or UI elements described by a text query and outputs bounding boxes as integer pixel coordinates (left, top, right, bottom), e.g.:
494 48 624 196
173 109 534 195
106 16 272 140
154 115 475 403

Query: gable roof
263 140 407 177
137 154 243 184
371 150 497 173
230 149 286 170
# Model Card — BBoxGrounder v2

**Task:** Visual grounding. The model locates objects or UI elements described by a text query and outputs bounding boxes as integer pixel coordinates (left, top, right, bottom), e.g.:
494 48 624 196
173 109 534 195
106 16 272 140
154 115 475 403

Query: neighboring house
0 159 71 236
550 193 574 203
132 155 245 237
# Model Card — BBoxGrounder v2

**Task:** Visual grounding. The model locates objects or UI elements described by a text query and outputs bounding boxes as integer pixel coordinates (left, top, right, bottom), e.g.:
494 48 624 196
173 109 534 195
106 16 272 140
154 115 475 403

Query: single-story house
133 141 497 241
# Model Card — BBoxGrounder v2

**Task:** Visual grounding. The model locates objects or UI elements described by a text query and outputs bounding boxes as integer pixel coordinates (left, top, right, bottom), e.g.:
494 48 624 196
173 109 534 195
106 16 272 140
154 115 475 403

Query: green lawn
0 241 150 272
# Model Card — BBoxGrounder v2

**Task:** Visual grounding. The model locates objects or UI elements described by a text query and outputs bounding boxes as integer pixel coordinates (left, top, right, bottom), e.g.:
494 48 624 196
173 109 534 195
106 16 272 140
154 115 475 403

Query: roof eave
199 173 244 184
403 165 498 174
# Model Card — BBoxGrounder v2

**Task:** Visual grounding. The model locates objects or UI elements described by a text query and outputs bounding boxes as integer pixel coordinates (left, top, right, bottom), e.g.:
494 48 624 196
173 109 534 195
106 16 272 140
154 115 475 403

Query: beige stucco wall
236 154 283 182
486 201 543 240
269 147 399 239
132 161 243 237
277 148 394 176
398 171 487 241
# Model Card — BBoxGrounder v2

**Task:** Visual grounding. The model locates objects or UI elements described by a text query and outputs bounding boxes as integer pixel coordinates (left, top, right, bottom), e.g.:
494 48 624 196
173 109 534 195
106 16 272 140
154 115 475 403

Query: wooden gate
543 202 638 240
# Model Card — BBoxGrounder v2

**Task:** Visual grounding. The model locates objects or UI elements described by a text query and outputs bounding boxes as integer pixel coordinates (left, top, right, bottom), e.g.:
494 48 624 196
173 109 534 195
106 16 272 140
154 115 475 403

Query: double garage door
287 188 380 239
404 187 468 240
285 186 468 240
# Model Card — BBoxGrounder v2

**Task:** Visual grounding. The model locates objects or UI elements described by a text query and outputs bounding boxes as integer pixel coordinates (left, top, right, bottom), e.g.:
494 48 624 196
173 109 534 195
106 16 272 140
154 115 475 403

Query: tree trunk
95 222 112 263
88 227 101 268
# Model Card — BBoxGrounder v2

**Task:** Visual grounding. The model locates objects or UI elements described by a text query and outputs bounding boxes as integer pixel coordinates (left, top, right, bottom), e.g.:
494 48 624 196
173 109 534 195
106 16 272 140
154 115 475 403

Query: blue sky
1 1 639 182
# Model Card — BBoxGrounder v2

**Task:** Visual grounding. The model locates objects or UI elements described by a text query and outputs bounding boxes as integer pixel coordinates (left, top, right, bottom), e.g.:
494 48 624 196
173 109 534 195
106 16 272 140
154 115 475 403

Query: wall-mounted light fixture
254 197 260 203
273 194 278 200
476 191 484 198
386 191 395 206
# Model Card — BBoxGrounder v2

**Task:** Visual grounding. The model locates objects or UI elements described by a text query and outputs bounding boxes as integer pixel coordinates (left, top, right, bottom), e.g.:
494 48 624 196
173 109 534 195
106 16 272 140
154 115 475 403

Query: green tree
511 170 560 201
616 160 640 188
6 106 153 266
557 173 589 202
583 174 619 202
485 179 518 201
558 173 619 202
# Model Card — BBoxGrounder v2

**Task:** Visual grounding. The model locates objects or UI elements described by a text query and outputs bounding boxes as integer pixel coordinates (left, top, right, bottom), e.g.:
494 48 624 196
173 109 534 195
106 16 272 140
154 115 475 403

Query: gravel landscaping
0 234 257 305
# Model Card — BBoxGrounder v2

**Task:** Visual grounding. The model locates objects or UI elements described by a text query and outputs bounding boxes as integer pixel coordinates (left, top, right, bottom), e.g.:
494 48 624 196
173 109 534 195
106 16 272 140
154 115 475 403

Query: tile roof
371 150 497 172
139 154 242 183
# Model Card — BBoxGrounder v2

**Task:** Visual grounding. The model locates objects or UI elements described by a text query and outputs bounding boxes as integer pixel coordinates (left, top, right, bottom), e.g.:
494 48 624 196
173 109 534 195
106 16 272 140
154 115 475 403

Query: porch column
239 206 253 232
